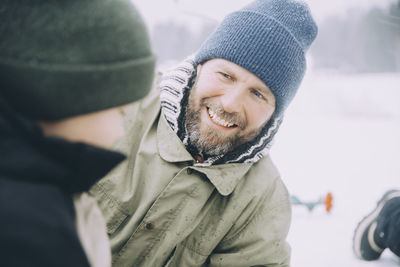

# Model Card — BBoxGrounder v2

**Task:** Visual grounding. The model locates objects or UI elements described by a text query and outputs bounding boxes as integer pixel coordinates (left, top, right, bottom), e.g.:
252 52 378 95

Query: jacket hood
0 96 125 193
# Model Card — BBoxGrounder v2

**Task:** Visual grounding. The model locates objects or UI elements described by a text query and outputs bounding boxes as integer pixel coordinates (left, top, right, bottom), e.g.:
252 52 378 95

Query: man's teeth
208 108 236 127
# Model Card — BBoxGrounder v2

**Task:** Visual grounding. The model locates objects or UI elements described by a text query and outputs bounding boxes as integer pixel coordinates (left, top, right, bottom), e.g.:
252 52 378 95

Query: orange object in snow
324 192 333 213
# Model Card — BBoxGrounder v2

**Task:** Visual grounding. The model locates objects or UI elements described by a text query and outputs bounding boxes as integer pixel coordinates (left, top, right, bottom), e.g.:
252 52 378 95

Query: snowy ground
271 72 400 266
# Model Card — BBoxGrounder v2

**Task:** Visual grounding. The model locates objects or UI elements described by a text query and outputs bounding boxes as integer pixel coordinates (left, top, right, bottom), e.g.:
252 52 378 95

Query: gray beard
185 91 261 157
186 108 235 156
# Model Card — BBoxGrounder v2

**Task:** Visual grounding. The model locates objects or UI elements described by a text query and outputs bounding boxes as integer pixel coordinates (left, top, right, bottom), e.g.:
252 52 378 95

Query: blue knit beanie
194 0 318 118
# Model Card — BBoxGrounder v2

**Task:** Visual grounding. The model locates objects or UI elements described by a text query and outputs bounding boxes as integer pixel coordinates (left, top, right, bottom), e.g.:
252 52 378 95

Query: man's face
186 58 276 156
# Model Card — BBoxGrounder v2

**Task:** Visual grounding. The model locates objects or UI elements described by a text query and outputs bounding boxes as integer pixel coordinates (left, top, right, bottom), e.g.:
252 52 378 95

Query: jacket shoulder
209 157 291 266
241 154 283 196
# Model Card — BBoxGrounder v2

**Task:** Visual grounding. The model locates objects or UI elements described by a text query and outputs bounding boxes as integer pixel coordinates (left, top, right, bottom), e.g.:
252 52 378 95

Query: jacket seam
181 241 209 257
93 183 127 215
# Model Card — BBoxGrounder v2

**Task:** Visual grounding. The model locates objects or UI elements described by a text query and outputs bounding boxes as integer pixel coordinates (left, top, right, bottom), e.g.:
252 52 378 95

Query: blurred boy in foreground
0 0 155 266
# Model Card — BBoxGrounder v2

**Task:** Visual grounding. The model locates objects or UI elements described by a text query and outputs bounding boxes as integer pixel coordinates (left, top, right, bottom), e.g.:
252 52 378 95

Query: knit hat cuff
1 55 156 120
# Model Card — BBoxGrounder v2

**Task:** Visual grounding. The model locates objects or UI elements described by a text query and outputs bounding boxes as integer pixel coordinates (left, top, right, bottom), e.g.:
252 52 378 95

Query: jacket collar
157 113 252 196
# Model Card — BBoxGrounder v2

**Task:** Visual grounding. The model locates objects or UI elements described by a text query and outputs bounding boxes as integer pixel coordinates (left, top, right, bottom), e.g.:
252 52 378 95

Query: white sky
132 0 392 29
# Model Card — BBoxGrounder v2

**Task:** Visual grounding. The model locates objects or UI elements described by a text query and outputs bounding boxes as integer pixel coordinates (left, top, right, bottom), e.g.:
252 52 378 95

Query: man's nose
220 87 244 113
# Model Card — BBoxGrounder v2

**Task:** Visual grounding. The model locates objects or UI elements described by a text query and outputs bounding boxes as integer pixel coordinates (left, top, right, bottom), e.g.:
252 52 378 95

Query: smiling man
186 59 277 157
91 0 318 266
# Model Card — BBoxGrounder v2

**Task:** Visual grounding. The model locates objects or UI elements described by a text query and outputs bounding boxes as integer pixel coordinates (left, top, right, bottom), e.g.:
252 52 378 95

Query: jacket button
145 222 154 230
187 168 193 175
194 155 204 164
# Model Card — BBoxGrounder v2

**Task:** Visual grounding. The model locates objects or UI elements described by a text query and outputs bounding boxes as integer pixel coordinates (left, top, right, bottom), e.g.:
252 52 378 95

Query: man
0 0 154 266
92 0 317 266
353 189 400 261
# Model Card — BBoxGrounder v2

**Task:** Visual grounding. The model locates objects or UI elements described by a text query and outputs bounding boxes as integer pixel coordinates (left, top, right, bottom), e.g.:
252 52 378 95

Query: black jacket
0 98 125 267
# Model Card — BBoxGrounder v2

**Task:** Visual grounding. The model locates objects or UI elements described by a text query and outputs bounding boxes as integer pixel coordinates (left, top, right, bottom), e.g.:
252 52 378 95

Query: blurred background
133 0 400 266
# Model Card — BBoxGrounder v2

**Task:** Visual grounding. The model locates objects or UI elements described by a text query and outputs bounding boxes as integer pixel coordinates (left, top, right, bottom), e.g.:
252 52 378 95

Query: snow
271 72 400 266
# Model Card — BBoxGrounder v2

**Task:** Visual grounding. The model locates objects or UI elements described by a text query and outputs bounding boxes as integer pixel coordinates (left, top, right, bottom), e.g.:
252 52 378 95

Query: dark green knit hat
0 0 155 120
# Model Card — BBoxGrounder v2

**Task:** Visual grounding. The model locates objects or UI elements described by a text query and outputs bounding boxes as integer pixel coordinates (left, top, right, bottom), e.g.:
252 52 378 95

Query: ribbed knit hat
0 0 155 120
195 0 317 118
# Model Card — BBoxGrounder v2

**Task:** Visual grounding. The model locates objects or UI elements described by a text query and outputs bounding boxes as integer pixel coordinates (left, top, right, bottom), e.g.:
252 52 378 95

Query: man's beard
185 90 263 157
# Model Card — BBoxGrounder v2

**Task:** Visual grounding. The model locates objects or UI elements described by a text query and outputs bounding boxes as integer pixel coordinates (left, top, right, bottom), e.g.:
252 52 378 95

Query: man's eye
252 89 264 99
219 72 232 80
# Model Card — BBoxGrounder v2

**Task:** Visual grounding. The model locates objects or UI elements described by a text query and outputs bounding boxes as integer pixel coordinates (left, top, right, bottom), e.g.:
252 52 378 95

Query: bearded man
91 0 318 266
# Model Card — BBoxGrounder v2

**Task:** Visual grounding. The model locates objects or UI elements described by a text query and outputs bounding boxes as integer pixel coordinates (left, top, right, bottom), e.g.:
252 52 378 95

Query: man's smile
206 107 238 129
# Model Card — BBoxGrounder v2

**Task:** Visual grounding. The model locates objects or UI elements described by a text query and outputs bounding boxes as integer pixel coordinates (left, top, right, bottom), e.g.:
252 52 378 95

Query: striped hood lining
160 57 283 166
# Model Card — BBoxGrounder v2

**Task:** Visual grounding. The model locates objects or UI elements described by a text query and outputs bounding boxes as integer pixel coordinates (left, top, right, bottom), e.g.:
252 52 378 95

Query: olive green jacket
91 90 291 267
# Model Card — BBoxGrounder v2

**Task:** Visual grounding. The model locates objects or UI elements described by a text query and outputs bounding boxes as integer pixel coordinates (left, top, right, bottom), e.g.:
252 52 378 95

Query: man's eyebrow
257 85 273 96
214 63 273 97
214 63 235 75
